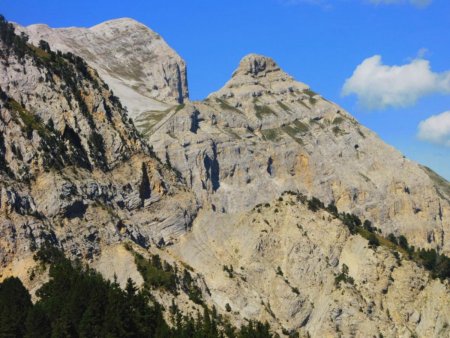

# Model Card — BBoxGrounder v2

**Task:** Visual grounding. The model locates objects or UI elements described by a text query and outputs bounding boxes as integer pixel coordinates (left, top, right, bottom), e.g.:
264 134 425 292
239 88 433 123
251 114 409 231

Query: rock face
15 18 189 119
169 194 450 337
1 17 450 338
148 54 450 255
0 22 197 269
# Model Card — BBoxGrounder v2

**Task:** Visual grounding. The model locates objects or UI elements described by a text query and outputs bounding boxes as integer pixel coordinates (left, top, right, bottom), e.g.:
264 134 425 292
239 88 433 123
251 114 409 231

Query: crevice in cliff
203 142 220 192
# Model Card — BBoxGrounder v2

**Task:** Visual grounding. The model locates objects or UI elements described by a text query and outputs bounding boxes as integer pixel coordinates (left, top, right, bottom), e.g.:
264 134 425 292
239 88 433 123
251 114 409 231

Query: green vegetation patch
215 98 243 114
261 128 283 142
8 99 49 138
174 103 185 113
297 99 311 110
421 165 450 202
276 100 291 112
334 264 354 287
2 243 276 337
281 120 309 145
292 120 310 133
127 244 205 305
29 44 51 61
302 89 318 105
133 251 178 294
222 127 242 140
136 109 171 136
281 127 304 146
332 117 344 125
332 125 347 136
254 104 277 120
309 97 317 105
303 88 317 97
5 98 72 171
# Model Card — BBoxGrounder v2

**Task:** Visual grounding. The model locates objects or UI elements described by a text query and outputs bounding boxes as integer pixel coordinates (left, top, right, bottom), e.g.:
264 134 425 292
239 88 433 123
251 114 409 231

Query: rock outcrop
148 54 450 255
169 194 450 338
15 18 189 120
0 20 197 270
1 17 449 338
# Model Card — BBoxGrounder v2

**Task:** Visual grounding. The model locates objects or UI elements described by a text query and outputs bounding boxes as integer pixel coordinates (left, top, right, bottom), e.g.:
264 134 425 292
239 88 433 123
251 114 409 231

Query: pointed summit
209 53 309 101
234 54 281 77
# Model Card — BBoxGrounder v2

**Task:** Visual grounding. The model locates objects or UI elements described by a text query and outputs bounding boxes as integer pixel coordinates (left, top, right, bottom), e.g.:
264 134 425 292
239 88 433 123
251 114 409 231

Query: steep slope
148 54 450 255
168 193 450 338
15 18 189 120
1 16 449 338
0 17 197 272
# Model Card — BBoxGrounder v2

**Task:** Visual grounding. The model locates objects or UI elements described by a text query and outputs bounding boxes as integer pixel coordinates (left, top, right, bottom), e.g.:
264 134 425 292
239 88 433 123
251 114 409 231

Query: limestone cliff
15 18 189 120
0 18 197 271
148 54 450 256
1 16 449 338
168 194 450 337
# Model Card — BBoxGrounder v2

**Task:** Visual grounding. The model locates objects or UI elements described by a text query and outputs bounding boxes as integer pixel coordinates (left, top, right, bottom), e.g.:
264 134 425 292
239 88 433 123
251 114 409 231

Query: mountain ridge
146 50 450 257
0 15 449 338
15 17 189 120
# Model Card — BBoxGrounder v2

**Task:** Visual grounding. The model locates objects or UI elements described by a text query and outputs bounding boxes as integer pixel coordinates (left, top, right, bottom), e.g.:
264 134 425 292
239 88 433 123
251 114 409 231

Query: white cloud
418 111 450 146
342 55 450 110
369 0 432 7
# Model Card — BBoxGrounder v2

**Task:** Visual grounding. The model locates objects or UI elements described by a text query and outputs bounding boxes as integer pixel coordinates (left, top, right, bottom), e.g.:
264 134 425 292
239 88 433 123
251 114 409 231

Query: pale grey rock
147 54 450 255
168 195 450 338
0 35 198 269
1 19 450 338
15 18 189 119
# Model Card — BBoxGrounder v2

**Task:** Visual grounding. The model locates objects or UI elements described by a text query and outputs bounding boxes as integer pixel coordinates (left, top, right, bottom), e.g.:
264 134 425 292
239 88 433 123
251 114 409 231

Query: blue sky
2 0 449 179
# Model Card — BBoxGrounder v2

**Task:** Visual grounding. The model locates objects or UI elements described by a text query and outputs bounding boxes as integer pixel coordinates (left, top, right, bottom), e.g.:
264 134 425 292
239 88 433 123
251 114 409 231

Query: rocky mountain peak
91 17 148 29
89 17 160 40
16 18 189 119
210 53 309 102
1 15 449 338
234 53 280 77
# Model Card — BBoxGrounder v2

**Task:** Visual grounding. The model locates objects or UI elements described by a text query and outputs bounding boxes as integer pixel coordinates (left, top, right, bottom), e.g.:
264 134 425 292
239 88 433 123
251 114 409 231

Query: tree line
0 245 274 337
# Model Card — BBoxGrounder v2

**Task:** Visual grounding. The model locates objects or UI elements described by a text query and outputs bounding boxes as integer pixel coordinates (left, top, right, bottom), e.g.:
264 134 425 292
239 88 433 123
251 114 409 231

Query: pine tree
139 162 151 203
0 277 32 338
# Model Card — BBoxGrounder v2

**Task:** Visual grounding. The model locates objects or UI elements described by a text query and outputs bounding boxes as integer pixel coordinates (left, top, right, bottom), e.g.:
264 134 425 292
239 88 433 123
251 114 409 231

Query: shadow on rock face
64 201 87 219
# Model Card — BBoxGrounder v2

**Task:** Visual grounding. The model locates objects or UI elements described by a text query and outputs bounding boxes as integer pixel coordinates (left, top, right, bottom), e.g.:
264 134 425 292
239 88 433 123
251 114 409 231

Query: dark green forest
0 246 274 338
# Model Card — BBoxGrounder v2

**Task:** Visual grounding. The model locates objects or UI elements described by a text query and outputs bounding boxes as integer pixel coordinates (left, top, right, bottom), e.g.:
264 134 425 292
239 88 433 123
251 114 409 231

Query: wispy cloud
418 111 450 146
342 55 450 110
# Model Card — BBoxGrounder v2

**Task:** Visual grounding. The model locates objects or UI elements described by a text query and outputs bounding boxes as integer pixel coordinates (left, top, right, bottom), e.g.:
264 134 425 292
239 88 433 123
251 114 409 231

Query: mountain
146 52 450 337
1 16 449 338
0 16 197 279
15 18 189 120
149 53 450 255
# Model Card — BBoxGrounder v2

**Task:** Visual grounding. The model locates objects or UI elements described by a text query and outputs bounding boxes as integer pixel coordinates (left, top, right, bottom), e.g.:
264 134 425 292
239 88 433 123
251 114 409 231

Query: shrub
307 197 324 212
363 220 374 232
387 234 398 245
326 202 338 216
223 265 234 278
276 266 284 276
139 162 151 202
134 253 177 294
88 132 107 170
398 235 409 251
368 233 380 248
